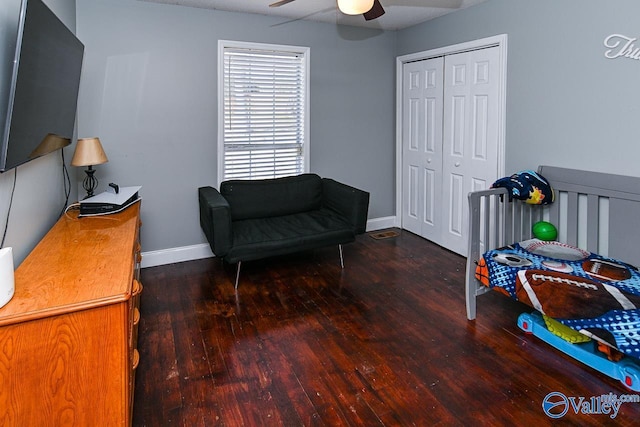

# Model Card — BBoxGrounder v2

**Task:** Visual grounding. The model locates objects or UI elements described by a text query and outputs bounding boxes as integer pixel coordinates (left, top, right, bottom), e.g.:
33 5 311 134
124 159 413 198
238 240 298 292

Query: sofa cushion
224 208 355 263
220 174 323 221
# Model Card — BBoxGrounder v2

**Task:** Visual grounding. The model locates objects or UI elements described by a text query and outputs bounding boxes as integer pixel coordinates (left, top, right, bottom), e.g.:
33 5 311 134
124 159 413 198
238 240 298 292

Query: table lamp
71 137 108 199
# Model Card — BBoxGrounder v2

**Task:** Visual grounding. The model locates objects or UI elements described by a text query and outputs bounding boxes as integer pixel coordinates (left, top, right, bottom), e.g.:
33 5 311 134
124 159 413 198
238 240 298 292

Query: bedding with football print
477 239 640 359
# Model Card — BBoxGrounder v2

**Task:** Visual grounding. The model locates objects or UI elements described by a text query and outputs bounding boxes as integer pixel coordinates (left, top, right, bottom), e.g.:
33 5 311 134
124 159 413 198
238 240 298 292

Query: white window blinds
221 43 308 181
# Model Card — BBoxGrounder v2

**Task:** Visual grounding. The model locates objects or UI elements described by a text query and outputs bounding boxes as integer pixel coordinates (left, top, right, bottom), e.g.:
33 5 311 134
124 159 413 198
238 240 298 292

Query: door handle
454 162 461 167
427 158 432 163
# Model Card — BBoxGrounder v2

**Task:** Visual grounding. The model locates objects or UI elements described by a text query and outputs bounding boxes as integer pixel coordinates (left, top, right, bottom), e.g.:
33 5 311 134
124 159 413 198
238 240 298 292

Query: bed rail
465 187 544 319
539 165 640 262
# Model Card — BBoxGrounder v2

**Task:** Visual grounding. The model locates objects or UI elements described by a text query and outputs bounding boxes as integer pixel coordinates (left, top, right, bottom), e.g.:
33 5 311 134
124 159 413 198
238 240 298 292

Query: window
218 41 309 182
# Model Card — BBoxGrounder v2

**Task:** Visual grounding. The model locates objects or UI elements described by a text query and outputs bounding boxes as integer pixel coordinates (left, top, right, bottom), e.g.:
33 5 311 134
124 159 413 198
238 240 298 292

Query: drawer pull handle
132 280 143 296
132 349 140 370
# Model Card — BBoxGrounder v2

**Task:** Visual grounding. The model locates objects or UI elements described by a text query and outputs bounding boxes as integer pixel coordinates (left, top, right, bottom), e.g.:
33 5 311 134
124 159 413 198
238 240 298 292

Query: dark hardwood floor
133 230 640 426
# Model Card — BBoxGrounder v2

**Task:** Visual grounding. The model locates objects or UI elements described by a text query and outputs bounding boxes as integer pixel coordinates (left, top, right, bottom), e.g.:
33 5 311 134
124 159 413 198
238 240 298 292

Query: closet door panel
441 46 500 255
401 57 444 240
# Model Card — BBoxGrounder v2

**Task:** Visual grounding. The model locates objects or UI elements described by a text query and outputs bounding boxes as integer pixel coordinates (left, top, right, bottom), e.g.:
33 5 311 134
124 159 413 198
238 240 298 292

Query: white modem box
0 247 14 309
79 186 141 217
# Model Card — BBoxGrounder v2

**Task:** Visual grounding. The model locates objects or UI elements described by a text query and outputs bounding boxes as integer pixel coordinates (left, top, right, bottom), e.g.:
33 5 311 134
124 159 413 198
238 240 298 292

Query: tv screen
0 0 84 172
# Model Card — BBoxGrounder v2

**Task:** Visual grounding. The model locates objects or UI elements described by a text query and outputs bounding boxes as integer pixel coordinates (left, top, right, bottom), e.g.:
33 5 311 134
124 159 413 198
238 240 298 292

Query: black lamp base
82 165 98 199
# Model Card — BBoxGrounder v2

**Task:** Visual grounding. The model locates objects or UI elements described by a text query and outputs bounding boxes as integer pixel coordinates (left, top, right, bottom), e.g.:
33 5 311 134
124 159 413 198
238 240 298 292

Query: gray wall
397 0 640 177
0 0 78 265
6 0 638 266
76 0 397 254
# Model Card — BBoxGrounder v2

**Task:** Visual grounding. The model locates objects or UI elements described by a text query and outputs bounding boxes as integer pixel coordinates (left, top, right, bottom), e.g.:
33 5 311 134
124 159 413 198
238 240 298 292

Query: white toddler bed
465 165 640 389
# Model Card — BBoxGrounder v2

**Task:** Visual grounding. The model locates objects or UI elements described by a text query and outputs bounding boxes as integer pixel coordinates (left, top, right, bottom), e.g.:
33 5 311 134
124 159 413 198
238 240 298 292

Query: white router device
0 247 15 309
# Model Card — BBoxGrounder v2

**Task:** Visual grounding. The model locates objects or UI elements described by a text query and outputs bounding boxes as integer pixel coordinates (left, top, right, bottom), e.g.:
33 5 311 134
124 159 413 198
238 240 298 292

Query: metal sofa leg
338 244 344 269
235 261 242 290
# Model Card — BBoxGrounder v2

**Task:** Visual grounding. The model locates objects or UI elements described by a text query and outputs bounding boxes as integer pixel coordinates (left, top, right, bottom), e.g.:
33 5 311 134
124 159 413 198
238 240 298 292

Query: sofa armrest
321 178 370 234
198 186 233 257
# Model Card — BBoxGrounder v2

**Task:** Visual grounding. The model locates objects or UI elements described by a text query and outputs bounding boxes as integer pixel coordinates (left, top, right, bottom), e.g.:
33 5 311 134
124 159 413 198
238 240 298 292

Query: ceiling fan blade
269 0 296 7
384 0 463 7
363 0 385 21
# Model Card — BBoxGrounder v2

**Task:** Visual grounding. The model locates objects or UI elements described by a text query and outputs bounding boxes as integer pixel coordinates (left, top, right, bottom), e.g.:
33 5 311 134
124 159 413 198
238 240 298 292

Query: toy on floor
543 315 590 344
518 312 640 391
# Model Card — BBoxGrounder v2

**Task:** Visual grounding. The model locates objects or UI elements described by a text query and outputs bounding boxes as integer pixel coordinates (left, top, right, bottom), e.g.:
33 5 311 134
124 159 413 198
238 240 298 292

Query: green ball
532 221 557 241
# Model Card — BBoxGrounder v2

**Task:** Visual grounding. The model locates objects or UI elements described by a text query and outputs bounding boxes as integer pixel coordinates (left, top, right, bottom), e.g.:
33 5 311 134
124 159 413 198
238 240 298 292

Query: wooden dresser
0 202 142 426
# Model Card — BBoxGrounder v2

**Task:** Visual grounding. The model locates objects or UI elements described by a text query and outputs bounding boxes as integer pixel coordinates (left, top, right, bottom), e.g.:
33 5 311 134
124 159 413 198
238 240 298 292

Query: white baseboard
141 243 214 268
141 215 399 268
366 216 397 231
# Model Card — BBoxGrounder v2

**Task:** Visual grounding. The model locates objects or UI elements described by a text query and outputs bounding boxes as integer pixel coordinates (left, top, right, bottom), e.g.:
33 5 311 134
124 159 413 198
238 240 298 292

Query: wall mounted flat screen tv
0 0 84 172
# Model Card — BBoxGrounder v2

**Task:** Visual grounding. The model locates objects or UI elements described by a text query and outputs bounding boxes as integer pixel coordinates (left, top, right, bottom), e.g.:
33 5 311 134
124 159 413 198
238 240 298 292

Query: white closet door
441 46 500 255
401 57 444 240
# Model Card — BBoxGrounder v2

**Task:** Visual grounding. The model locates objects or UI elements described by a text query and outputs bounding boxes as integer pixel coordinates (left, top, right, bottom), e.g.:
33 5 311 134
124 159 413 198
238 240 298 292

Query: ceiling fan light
337 0 375 15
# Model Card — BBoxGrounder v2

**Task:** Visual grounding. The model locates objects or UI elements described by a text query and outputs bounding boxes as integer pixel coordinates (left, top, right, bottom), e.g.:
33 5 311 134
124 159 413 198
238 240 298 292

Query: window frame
217 40 310 185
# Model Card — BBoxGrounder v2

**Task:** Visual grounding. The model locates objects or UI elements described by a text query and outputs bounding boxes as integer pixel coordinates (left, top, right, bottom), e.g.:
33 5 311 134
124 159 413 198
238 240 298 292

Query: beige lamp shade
29 133 71 158
71 137 108 167
337 0 374 15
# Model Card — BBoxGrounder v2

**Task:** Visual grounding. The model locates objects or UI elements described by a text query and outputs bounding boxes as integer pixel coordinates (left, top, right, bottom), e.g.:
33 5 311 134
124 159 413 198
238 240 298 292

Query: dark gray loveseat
198 173 370 288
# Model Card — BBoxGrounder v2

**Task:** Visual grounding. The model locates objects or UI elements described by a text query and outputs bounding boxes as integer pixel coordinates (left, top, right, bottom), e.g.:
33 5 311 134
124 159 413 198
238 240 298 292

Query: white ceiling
138 0 488 31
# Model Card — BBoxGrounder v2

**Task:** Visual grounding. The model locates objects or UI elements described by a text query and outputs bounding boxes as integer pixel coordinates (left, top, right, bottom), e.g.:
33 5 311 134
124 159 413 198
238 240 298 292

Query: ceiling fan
269 0 386 21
